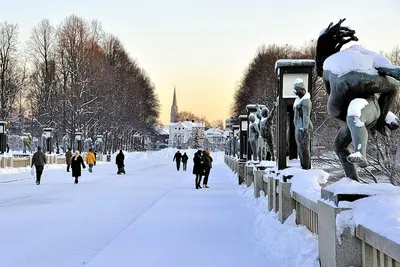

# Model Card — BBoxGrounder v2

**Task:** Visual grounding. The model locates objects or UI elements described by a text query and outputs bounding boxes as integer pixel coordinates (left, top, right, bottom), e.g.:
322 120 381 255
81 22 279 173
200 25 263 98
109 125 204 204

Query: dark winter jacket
182 154 188 163
203 153 213 169
116 152 125 168
65 151 72 165
31 151 47 167
192 151 204 175
173 152 182 162
71 155 86 177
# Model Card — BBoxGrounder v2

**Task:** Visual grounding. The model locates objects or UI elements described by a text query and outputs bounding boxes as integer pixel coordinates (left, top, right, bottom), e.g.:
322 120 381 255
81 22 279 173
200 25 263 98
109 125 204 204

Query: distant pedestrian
93 151 97 165
193 150 204 189
116 150 126 174
65 147 72 172
202 148 213 188
31 146 47 185
86 148 96 173
71 150 86 184
173 150 182 171
182 152 189 171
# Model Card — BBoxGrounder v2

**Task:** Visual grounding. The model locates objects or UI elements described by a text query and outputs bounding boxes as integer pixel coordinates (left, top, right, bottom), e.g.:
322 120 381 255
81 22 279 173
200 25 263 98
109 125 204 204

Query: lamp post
275 59 315 170
75 131 83 152
96 135 103 153
0 121 6 154
239 115 248 161
233 124 239 158
43 128 53 154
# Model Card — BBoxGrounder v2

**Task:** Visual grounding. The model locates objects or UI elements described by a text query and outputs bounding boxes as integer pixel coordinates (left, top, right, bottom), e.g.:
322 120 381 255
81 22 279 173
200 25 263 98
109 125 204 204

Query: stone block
279 181 295 223
321 188 370 206
238 161 246 185
318 201 362 267
254 170 265 198
245 164 254 187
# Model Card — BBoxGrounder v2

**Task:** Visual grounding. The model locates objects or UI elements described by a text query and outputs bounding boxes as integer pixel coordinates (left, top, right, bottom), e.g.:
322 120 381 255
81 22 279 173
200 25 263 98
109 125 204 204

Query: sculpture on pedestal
293 79 313 169
41 133 47 152
22 133 32 153
260 103 277 161
316 18 400 181
62 133 70 153
248 114 260 161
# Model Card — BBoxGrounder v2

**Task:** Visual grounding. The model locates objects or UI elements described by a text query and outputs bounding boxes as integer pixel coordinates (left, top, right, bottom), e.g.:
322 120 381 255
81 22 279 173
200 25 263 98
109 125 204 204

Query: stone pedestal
245 164 254 187
278 181 295 223
318 201 362 267
254 169 265 198
238 161 246 185
321 188 370 206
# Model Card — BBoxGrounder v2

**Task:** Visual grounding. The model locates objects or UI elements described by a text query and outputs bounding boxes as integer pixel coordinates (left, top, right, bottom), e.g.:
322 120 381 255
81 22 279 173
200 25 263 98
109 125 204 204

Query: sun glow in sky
3 0 400 125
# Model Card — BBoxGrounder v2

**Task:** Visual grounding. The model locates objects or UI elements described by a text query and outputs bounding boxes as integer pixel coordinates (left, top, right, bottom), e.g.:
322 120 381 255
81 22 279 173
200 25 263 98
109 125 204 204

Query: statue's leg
346 98 380 167
302 131 312 169
295 130 304 167
335 125 360 181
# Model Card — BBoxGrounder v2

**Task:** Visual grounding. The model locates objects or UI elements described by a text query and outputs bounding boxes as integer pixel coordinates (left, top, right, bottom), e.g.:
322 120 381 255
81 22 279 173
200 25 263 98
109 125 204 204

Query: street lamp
275 59 315 170
239 115 248 160
43 128 53 154
75 131 83 152
0 121 6 154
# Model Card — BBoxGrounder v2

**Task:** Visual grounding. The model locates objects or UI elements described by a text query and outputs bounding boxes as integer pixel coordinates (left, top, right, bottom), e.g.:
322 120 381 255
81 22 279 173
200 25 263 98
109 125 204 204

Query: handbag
31 166 35 178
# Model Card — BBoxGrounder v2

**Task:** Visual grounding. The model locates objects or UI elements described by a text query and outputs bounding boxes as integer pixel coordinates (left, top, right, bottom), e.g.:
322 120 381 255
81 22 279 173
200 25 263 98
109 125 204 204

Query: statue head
293 78 306 98
261 107 270 118
249 114 256 123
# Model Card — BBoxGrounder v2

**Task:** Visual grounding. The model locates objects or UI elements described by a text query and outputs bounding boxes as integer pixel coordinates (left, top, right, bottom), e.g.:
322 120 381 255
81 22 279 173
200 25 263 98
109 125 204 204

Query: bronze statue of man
293 79 313 169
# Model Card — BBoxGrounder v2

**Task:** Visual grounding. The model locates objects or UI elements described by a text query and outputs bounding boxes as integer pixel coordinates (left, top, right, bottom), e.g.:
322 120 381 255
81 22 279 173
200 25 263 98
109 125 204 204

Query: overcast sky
2 0 400 124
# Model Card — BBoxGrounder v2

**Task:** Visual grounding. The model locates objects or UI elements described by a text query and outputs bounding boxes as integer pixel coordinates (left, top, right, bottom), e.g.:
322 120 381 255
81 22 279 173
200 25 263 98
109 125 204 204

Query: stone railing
0 153 108 168
224 155 400 267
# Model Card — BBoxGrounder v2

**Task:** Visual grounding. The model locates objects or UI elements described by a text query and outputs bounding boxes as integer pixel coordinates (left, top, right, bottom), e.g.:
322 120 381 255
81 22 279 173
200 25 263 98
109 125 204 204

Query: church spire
172 85 177 107
170 85 179 122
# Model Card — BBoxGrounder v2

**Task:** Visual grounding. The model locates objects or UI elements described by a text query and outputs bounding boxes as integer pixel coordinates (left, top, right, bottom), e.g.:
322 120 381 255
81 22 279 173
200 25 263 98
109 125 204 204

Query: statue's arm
267 104 277 122
301 100 312 131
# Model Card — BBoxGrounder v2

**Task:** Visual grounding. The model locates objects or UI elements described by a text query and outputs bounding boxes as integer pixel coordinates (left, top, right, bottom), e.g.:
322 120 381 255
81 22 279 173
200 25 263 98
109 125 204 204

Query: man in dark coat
202 148 213 188
31 146 47 185
173 150 182 171
116 150 125 174
181 152 189 171
65 147 72 172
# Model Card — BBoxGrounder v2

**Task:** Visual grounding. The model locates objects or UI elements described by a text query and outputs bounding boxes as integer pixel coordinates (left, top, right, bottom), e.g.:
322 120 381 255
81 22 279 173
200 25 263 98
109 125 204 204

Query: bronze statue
260 103 277 161
248 114 260 161
293 79 313 169
316 18 400 181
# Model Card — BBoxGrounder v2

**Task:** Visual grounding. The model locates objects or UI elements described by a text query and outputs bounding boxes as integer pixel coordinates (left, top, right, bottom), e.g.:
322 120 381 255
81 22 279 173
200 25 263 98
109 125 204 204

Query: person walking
71 150 86 184
182 152 188 171
31 146 47 185
202 148 213 188
65 147 72 172
116 150 126 174
193 150 204 189
86 148 96 173
173 150 182 171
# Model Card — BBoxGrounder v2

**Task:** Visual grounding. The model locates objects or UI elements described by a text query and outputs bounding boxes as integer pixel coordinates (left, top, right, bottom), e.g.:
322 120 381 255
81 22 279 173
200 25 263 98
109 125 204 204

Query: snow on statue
316 18 400 181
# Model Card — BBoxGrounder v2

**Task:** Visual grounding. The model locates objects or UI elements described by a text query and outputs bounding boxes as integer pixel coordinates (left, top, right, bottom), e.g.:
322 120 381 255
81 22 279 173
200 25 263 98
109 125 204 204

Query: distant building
169 120 205 149
204 127 226 151
170 86 179 123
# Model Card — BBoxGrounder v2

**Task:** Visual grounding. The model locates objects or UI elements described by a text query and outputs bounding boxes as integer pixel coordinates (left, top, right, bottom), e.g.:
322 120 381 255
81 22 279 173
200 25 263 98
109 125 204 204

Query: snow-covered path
0 150 318 267
0 151 266 267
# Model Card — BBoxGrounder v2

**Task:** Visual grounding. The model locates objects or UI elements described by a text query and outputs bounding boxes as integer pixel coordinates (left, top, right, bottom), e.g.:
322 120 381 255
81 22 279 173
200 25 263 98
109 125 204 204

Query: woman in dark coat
202 148 213 188
71 150 86 184
193 150 204 189
116 150 125 174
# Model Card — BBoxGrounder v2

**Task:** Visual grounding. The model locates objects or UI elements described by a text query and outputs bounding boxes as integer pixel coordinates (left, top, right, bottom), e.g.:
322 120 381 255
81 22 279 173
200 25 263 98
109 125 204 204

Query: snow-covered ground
0 149 318 267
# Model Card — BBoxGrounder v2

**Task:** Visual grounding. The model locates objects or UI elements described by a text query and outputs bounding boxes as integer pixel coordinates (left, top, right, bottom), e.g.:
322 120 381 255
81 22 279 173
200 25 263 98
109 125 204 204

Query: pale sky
2 0 400 125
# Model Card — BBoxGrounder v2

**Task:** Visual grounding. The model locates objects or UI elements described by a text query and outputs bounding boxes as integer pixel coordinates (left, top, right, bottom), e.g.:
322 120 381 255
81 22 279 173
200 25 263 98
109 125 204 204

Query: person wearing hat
31 146 47 185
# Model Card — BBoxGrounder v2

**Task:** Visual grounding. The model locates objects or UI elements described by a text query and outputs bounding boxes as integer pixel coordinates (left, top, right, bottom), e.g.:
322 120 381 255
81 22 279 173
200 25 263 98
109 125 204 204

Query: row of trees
0 15 159 148
231 41 400 185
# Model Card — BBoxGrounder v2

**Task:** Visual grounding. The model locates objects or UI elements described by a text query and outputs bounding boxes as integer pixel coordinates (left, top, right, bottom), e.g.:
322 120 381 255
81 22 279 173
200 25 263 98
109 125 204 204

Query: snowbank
337 195 400 245
324 177 400 196
225 166 320 267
